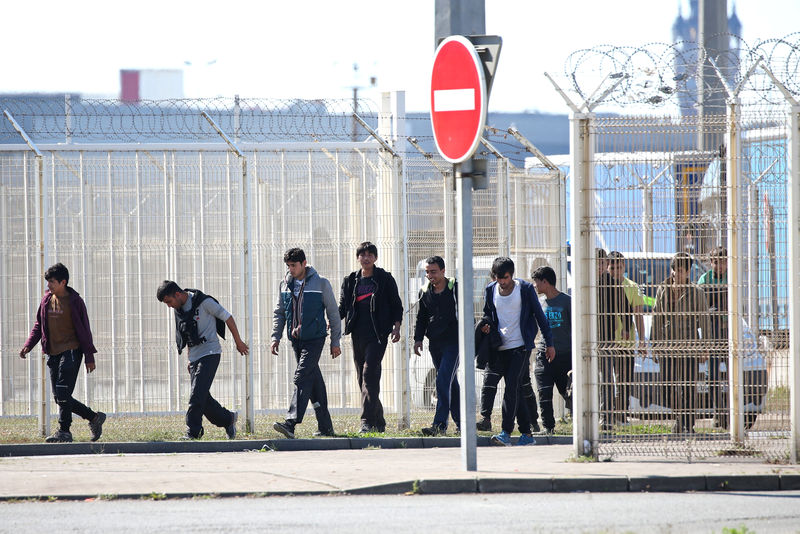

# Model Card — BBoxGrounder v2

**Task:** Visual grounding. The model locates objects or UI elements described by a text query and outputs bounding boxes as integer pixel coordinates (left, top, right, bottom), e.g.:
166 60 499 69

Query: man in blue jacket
480 257 554 446
272 248 341 438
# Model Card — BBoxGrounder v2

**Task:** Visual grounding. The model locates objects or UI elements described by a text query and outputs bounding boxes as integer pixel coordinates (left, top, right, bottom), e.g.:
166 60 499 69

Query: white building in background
120 69 184 102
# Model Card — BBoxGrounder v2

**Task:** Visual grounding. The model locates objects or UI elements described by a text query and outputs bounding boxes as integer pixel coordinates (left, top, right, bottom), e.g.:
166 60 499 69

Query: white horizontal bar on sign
433 88 475 112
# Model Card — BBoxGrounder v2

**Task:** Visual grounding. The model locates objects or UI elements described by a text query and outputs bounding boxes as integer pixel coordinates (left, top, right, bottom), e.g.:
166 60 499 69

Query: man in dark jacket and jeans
339 241 403 433
20 263 106 443
413 256 460 436
480 257 554 446
271 248 341 439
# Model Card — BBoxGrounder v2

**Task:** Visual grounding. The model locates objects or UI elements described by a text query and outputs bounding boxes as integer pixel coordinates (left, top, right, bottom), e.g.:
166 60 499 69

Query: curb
0 435 574 457
1 474 795 502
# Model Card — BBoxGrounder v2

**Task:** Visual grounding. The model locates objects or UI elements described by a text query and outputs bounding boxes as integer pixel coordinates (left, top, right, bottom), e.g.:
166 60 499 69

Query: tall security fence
553 34 799 462
0 94 565 437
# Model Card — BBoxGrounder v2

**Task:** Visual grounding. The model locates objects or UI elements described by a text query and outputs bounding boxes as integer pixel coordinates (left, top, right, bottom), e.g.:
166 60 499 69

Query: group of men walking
20 244 573 444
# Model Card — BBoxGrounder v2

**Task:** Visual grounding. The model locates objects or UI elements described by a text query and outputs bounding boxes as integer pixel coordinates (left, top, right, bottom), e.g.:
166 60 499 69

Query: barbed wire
563 33 800 110
0 97 380 143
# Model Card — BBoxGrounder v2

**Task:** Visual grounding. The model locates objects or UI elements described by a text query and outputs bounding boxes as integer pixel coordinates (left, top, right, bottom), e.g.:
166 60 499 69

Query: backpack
174 289 226 354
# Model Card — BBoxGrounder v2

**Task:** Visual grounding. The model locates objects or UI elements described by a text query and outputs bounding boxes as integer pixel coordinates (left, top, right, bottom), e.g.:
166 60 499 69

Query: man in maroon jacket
19 263 106 443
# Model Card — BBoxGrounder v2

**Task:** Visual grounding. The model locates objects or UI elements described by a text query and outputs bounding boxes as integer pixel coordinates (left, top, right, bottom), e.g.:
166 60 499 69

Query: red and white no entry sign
430 35 487 164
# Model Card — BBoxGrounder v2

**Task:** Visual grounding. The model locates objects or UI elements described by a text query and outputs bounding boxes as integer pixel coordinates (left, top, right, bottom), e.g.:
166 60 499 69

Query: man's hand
545 346 556 363
270 340 280 355
413 341 423 356
390 324 401 343
330 346 341 359
235 339 250 355
85 361 96 373
481 323 491 334
19 346 31 359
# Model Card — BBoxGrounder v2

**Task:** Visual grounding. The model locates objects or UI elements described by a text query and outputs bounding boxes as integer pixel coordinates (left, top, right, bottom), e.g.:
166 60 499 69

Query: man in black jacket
413 256 460 436
339 241 403 433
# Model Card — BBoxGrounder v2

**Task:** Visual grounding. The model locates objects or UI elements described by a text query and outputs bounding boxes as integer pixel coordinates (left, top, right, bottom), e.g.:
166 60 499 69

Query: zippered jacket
23 287 97 363
272 266 342 346
413 277 458 344
339 266 403 339
482 279 553 352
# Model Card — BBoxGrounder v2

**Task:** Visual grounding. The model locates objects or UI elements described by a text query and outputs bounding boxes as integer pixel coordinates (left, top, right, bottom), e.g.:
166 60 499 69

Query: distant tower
672 0 742 116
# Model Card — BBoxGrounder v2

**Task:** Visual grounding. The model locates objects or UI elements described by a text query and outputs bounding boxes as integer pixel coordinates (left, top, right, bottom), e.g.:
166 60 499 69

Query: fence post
4 111 50 436
570 111 598 457
201 111 255 433
789 104 800 463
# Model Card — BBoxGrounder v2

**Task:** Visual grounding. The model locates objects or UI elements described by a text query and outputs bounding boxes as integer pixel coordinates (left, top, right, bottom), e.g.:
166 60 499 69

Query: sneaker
544 427 555 435
89 412 106 442
313 429 335 437
531 421 541 433
476 417 492 431
490 431 511 446
226 411 238 440
179 428 204 440
517 433 536 446
420 426 445 436
273 420 296 439
359 423 373 434
45 430 73 443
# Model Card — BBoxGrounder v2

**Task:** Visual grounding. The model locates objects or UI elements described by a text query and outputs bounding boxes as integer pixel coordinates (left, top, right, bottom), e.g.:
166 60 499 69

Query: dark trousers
599 345 633 423
662 351 700 433
429 340 460 430
47 349 96 432
534 352 572 430
352 334 388 430
709 346 728 428
488 347 528 434
515 356 540 434
479 362 502 420
287 337 333 432
186 353 233 437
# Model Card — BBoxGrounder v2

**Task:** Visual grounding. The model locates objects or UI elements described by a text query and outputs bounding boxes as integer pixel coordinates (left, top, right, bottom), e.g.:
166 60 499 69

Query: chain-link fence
555 34 799 462
0 94 565 439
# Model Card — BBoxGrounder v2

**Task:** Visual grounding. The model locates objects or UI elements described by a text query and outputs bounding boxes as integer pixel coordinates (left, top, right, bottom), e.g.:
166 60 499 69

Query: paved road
2 491 800 533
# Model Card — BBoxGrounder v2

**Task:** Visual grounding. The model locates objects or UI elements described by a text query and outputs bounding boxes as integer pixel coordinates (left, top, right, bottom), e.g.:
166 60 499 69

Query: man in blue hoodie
480 257 554 446
271 248 342 438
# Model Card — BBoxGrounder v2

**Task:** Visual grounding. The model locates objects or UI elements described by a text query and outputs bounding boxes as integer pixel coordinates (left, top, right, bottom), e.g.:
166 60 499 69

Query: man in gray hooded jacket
271 248 342 438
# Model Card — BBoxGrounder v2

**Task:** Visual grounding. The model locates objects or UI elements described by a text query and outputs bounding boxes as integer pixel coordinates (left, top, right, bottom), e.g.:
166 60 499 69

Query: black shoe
45 430 73 443
179 427 204 440
531 421 541 433
476 418 492 431
226 411 238 440
359 423 372 434
420 426 445 436
544 427 555 435
273 420 296 439
89 412 106 442
313 429 335 437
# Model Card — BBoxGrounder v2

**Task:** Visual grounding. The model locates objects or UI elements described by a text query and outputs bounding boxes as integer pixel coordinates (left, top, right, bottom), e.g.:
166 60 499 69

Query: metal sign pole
456 161 477 471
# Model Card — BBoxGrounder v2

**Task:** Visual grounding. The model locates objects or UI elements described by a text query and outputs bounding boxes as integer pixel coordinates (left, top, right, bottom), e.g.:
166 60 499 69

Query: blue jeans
429 340 460 430
287 337 333 432
47 349 96 432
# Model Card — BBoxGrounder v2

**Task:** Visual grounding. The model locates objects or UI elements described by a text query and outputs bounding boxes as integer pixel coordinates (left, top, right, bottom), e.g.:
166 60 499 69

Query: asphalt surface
1 437 799 499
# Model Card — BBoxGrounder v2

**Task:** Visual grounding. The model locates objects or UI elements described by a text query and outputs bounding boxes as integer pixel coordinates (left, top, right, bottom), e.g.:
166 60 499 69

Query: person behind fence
697 246 729 429
480 257 554 446
607 251 648 417
157 281 249 440
413 256 460 436
271 248 341 439
532 266 572 434
339 241 403 433
19 263 106 443
597 250 633 430
650 252 711 434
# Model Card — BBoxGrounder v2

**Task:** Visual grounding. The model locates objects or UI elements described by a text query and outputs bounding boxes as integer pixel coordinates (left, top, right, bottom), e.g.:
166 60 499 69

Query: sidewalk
1 438 799 499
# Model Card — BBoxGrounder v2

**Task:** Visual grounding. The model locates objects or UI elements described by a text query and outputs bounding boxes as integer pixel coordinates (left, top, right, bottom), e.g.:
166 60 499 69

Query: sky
2 0 798 113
